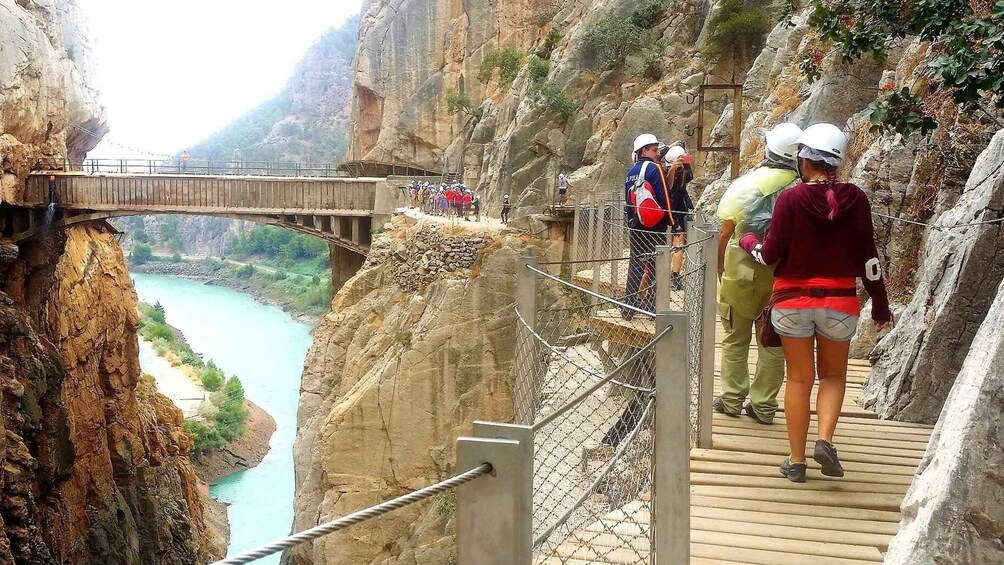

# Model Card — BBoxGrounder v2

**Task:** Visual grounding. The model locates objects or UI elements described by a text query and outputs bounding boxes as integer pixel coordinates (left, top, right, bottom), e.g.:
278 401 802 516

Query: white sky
77 0 362 159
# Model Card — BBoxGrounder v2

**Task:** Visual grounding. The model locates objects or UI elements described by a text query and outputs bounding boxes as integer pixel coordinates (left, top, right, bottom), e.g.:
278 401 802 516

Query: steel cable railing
210 463 493 565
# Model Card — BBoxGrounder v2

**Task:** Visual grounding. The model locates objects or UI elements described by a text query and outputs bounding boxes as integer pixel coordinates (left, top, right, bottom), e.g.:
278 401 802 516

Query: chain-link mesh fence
511 207 714 563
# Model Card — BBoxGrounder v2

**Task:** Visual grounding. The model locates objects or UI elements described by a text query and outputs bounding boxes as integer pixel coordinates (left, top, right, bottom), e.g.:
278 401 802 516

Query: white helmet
798 123 847 162
665 145 687 161
503 194 509 199
633 133 660 153
765 123 803 162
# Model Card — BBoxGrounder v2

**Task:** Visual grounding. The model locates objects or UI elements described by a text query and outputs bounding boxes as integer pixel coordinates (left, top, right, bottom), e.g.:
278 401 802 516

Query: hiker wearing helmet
622 133 673 320
739 123 892 483
501 194 511 224
713 123 801 426
661 143 695 289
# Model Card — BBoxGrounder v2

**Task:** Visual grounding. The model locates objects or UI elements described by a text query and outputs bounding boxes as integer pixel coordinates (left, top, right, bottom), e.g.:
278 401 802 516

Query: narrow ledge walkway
549 313 934 565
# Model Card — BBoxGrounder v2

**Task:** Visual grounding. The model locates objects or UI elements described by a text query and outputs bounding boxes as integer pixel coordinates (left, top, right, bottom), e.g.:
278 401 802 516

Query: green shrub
140 322 174 343
630 0 672 29
478 48 524 86
236 264 255 278
184 420 226 454
311 274 321 285
528 82 576 121
272 270 288 281
536 29 563 59
164 236 182 253
702 0 772 62
583 14 644 67
527 56 549 85
151 302 166 323
445 90 473 115
130 244 154 265
631 42 667 80
201 361 225 391
170 253 182 263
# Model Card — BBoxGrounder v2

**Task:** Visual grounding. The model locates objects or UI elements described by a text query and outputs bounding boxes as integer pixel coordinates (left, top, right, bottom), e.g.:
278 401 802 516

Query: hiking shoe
780 458 807 483
713 396 740 417
743 403 774 425
813 440 845 477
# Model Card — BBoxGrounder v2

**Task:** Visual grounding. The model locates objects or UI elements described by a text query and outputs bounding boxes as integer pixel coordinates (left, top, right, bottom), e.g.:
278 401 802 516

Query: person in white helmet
501 193 511 224
621 133 673 321
713 123 802 426
739 122 892 483
661 143 695 289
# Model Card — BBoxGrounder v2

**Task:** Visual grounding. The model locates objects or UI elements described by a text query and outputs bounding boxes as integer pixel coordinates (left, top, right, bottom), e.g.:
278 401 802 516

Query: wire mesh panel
513 210 716 564
515 260 659 565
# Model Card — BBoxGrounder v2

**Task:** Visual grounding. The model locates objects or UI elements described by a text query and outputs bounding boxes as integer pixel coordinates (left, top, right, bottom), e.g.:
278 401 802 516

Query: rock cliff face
1 226 218 564
1 1 219 562
300 0 1004 562
288 216 561 565
884 275 1004 564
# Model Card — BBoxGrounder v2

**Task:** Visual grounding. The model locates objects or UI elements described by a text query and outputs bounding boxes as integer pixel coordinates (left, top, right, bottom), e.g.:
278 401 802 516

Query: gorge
2 0 1004 564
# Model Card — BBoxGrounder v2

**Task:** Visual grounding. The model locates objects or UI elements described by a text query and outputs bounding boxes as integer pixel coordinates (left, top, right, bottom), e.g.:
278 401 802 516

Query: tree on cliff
805 0 1004 137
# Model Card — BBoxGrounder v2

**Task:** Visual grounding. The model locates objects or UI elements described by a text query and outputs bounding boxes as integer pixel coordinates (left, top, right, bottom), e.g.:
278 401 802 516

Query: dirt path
138 339 207 418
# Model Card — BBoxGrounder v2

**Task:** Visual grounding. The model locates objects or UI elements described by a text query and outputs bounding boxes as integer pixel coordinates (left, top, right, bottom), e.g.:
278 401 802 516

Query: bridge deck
546 316 932 564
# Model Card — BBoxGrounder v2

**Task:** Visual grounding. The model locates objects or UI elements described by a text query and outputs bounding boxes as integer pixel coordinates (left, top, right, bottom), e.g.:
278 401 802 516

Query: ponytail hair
824 166 839 221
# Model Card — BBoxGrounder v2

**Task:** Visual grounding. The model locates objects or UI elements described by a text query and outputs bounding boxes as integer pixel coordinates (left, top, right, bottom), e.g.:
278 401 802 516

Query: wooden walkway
547 311 933 564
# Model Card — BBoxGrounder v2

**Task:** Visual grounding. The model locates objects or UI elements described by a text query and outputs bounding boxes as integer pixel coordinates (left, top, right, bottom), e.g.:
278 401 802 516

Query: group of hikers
408 180 482 222
621 123 890 483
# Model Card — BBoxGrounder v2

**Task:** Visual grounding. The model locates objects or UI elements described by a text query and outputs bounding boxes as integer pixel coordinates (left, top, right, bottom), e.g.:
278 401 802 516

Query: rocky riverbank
193 400 277 483
131 259 323 325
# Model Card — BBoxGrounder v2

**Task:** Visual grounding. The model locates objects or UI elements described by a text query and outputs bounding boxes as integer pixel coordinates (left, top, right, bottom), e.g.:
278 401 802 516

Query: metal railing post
515 251 539 425
471 422 533 559
655 245 672 313
589 189 600 302
698 222 719 449
654 310 690 565
571 203 581 263
457 432 530 565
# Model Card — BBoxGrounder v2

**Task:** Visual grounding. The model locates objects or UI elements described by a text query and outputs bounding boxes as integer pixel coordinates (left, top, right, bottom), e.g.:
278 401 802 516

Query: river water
132 273 312 564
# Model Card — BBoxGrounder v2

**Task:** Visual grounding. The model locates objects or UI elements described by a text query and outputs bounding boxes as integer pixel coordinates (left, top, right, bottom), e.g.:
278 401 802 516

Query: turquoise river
132 273 313 564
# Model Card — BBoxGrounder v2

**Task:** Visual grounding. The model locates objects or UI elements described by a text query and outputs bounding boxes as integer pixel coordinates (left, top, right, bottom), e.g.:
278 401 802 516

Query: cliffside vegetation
805 0 1004 137
137 302 250 453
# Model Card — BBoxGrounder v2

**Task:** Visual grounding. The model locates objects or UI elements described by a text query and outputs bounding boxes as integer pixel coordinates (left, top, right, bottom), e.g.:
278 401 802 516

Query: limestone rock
861 129 1004 422
288 216 562 565
883 278 1004 565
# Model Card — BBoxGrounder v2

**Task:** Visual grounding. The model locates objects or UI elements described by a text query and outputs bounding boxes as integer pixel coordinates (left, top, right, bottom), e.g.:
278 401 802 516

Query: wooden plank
711 425 932 451
690 494 903 522
690 485 904 512
690 459 915 486
689 505 900 536
712 437 925 466
690 472 909 495
690 449 919 479
691 542 877 565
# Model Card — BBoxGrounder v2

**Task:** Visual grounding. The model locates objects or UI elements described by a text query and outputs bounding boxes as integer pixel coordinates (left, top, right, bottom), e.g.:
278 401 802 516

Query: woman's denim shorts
771 307 859 342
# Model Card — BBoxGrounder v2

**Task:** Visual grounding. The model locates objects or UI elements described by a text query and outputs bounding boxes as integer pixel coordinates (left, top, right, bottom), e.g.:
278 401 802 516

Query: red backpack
630 161 666 229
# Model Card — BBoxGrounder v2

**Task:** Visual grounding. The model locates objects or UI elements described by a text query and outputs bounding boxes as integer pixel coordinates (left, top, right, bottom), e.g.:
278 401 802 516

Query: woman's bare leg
671 233 685 274
815 334 850 443
780 335 815 462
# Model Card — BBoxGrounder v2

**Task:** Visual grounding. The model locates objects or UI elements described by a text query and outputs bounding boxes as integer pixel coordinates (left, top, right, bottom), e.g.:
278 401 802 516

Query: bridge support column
330 244 365 294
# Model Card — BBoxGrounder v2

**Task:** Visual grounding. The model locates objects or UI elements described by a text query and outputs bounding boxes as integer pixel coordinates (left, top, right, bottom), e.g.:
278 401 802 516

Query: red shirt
742 181 891 322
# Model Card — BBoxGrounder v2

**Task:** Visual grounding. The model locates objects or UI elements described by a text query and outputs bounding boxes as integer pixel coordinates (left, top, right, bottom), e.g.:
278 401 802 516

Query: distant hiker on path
557 171 569 206
739 123 892 483
713 123 801 426
501 194 511 225
181 150 190 172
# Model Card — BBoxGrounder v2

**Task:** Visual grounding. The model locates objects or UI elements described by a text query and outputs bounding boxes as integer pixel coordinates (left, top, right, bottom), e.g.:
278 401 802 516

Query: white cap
765 123 803 163
798 123 847 163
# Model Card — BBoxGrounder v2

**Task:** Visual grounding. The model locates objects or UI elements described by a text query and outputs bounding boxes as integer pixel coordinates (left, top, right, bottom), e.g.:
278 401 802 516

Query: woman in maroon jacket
739 123 892 483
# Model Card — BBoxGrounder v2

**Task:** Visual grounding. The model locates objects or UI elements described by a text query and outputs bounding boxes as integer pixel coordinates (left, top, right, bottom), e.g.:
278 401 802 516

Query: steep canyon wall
1 1 219 562
294 0 1004 563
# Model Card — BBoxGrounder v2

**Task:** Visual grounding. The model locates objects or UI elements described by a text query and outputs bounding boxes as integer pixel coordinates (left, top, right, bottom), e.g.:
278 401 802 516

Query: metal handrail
524 264 652 316
524 306 672 433
533 396 656 547
210 463 493 565
38 158 352 178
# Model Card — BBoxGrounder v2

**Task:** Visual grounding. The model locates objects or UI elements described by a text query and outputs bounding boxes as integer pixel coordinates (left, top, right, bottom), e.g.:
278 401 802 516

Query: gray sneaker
813 440 845 477
780 458 807 483
713 395 740 417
